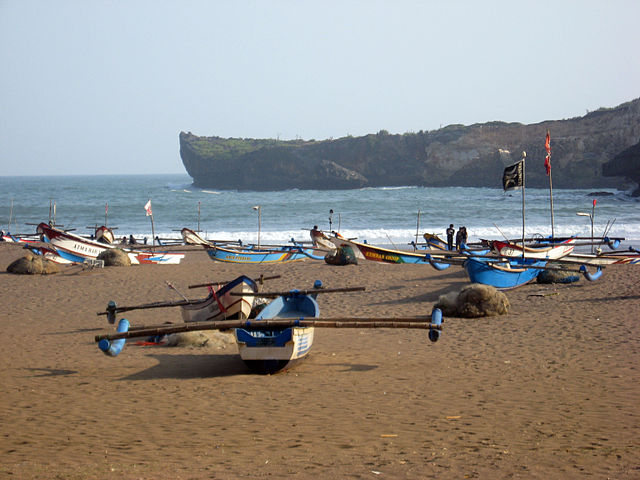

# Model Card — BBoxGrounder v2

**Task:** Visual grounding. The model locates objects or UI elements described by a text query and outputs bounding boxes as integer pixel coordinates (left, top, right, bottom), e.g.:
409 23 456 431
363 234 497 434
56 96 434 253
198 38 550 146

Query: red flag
593 199 597 207
544 130 551 176
144 199 152 216
105 202 108 214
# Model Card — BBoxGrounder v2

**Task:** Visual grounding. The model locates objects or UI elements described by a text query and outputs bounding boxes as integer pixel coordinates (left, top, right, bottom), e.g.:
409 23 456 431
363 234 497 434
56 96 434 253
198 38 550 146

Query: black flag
502 160 524 191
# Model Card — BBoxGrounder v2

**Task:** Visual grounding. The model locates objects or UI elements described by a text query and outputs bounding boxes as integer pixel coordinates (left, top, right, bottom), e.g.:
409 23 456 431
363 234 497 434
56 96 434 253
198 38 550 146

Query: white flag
144 199 152 216
252 205 260 210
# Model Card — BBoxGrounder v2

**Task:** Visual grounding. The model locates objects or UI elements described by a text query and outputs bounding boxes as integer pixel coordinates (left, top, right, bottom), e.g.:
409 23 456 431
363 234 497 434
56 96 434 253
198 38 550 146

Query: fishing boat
95 284 444 374
181 227 211 246
310 228 337 251
559 249 640 266
181 275 259 322
463 255 548 290
37 222 184 265
94 226 115 244
204 243 323 264
490 237 576 260
423 233 449 251
328 232 457 269
98 275 265 327
235 287 320 374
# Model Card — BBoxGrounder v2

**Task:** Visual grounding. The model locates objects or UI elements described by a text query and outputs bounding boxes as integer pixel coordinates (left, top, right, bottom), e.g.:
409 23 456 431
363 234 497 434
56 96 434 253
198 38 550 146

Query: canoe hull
205 245 313 264
38 222 184 265
181 276 258 322
491 239 575 260
329 233 430 264
464 257 546 290
235 294 319 374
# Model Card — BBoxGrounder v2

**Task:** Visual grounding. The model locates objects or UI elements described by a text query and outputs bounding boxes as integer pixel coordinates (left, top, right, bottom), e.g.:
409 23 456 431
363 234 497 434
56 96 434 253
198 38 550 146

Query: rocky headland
180 98 640 192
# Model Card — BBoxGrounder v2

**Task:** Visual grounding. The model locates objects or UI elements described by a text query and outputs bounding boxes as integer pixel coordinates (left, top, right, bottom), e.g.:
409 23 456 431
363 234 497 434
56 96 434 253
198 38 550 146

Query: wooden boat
181 227 211 246
95 284 444 374
94 226 115 244
310 228 336 251
328 232 456 268
181 275 258 322
490 238 576 260
235 288 320 374
463 256 547 290
37 222 185 265
204 243 323 264
558 250 640 266
423 233 449 251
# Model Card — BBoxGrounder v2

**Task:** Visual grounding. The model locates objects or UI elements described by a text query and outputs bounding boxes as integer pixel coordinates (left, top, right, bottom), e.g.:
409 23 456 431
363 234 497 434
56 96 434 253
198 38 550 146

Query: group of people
446 224 468 251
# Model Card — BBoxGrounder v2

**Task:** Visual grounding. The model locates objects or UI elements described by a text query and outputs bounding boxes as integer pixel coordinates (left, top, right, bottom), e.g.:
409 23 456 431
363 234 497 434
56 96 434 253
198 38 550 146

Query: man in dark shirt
446 224 455 251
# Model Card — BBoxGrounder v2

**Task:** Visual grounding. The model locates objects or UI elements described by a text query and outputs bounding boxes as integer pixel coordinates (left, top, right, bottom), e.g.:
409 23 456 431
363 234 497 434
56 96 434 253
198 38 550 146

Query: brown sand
0 242 638 479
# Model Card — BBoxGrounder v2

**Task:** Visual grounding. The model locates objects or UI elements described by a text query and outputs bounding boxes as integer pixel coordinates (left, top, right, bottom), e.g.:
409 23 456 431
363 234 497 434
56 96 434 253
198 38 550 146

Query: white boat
38 222 184 265
490 238 576 260
181 276 259 322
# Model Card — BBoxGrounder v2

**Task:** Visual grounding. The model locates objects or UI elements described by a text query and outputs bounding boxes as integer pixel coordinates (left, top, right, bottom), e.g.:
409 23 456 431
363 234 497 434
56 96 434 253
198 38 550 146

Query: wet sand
0 242 638 479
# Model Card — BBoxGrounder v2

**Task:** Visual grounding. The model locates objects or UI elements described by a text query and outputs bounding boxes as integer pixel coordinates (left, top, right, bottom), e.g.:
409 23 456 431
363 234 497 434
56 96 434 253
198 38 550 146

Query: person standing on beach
460 226 468 249
310 225 320 246
455 228 462 250
446 224 455 251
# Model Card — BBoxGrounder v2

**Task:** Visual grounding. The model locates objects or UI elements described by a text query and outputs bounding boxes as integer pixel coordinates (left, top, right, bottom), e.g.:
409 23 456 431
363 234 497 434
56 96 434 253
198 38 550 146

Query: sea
1 174 639 247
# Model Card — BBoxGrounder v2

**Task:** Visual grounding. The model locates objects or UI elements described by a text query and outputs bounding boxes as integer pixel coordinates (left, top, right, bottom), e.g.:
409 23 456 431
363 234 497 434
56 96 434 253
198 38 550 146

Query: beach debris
6 253 60 275
435 283 509 317
537 268 580 284
97 248 131 267
166 330 235 349
324 245 358 265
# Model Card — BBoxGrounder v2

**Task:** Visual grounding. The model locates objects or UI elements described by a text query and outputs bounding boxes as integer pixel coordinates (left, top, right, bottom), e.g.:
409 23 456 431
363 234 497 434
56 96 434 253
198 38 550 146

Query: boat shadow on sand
119 353 250 380
373 279 469 305
116 353 380 380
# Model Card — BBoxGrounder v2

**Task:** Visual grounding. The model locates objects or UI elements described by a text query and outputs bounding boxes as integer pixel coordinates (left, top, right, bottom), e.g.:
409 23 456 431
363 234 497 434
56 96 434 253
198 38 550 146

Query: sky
1 0 639 176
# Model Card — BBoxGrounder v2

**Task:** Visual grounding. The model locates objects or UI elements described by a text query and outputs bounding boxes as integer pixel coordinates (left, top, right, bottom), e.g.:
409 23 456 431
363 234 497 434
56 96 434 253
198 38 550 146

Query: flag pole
145 199 155 246
545 131 555 239
521 151 526 257
549 170 555 239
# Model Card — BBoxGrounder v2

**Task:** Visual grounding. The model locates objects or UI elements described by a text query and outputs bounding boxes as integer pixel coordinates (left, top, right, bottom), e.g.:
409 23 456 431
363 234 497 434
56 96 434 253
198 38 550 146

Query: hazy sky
1 0 638 176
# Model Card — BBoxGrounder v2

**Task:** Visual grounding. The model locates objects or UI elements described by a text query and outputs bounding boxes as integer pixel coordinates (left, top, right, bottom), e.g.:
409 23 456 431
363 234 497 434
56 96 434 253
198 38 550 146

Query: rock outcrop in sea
180 98 640 191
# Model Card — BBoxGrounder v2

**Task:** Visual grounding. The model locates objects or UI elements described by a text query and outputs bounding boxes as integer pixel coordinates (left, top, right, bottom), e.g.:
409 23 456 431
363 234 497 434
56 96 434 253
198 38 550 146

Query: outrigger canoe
181 275 259 323
490 238 576 260
95 282 444 374
37 222 184 265
204 244 323 264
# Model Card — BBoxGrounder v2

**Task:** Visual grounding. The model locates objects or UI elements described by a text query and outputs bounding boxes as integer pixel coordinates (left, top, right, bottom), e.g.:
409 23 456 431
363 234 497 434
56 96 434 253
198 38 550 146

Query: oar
95 316 443 342
188 274 281 289
231 286 366 297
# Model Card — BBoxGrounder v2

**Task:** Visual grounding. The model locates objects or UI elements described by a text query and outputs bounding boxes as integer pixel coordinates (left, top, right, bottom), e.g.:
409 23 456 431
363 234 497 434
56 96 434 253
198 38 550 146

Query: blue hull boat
235 291 320 374
205 244 323 264
463 256 547 290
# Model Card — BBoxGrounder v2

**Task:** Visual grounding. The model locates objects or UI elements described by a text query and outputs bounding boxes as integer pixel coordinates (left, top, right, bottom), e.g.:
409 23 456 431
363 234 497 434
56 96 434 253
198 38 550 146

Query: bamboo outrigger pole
95 317 443 342
188 274 282 289
231 286 366 297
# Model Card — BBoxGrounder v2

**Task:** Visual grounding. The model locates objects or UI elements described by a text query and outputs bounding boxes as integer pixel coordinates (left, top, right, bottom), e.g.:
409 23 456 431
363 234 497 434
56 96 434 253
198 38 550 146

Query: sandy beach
0 242 638 479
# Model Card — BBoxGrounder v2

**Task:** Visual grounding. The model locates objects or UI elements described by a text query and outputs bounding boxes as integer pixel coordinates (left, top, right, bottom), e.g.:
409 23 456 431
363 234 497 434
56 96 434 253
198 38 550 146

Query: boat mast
415 209 421 250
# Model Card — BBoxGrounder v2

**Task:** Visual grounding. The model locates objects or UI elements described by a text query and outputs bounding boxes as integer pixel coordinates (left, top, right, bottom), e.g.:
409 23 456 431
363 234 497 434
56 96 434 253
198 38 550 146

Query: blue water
1 174 638 246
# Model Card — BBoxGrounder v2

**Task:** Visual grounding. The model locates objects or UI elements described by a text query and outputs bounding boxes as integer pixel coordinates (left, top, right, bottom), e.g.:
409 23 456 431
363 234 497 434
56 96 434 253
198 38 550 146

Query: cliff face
603 141 640 196
180 98 640 191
